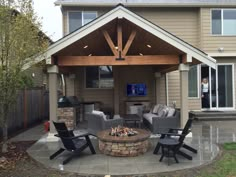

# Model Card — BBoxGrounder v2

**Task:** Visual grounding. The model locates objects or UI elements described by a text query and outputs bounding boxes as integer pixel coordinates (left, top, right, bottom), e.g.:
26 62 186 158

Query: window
68 11 97 33
86 66 113 88
212 9 236 35
188 65 198 97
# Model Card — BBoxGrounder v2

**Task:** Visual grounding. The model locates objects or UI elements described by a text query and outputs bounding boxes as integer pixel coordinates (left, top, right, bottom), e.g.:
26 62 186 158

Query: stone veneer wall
99 139 149 157
57 107 76 130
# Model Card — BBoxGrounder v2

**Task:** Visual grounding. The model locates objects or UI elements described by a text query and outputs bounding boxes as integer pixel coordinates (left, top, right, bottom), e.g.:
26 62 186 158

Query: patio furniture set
50 104 197 165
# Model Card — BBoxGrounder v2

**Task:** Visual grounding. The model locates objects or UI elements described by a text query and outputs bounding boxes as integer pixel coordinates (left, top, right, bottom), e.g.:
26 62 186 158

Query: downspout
165 73 169 106
61 74 66 96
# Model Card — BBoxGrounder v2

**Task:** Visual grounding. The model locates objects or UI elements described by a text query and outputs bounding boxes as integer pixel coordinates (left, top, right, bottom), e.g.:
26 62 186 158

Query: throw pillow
152 104 160 114
167 108 175 117
92 110 107 120
158 109 166 118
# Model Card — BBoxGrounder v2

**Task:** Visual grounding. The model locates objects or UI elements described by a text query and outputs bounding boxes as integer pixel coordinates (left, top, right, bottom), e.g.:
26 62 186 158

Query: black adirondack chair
49 121 96 165
153 117 197 160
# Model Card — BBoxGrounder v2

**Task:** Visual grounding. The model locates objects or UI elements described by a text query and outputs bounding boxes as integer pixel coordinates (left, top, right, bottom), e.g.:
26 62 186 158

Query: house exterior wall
62 6 109 35
74 67 114 109
61 4 236 111
73 66 157 113
116 66 156 114
200 8 236 53
24 66 46 87
62 6 200 48
167 71 202 110
131 7 200 48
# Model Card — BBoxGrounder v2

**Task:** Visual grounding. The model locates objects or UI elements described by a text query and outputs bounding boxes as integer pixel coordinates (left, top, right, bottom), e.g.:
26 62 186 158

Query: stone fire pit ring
97 128 150 157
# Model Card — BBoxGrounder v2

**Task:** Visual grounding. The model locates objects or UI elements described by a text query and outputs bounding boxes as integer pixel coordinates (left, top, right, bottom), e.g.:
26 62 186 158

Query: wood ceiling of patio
54 18 186 71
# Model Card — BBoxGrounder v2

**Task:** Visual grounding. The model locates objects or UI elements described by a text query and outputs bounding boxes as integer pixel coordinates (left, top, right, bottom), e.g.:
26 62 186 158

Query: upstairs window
212 9 236 35
86 66 114 89
68 11 97 33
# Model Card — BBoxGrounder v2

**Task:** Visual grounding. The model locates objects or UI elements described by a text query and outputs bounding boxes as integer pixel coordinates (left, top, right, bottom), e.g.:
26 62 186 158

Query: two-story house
30 0 236 131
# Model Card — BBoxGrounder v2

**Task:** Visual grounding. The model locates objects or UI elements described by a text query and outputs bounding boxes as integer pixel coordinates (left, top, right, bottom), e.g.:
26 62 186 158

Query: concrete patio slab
9 120 236 176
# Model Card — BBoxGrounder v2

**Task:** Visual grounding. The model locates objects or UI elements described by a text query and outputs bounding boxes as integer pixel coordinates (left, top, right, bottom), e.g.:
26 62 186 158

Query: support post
155 72 161 104
47 65 59 137
113 67 120 114
179 63 189 128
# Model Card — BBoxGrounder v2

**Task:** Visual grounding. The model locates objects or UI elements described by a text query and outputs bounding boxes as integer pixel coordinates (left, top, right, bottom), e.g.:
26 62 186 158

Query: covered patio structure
27 5 216 136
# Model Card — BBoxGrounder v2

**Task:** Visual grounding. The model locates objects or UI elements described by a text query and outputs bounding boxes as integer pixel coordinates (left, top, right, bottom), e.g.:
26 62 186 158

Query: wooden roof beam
102 30 118 56
57 55 179 66
123 30 136 56
117 20 123 55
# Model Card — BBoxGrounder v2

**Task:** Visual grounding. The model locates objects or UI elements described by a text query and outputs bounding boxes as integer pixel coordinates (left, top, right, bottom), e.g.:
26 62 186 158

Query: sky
33 0 62 41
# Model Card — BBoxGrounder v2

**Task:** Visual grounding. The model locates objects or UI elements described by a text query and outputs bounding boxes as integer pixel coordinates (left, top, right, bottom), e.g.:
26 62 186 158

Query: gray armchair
86 113 123 136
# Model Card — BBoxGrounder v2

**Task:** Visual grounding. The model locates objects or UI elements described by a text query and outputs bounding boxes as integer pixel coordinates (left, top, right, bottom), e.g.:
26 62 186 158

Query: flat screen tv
127 83 147 96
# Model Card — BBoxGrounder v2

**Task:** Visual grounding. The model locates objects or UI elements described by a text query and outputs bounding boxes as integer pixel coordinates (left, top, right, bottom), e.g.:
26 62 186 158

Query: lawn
196 142 236 177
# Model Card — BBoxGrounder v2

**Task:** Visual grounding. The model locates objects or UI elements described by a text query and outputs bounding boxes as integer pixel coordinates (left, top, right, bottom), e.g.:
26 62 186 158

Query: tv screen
127 83 147 96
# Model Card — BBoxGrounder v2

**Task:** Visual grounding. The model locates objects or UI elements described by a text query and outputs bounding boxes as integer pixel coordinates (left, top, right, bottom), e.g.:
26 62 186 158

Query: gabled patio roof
23 4 216 70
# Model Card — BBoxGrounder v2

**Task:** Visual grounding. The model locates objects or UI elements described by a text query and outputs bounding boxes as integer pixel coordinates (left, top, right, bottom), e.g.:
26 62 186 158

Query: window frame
84 66 114 89
67 11 97 34
188 64 200 99
211 8 236 36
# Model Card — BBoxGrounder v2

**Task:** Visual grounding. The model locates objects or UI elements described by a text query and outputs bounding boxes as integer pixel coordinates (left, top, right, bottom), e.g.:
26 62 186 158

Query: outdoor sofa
143 104 180 134
86 110 124 136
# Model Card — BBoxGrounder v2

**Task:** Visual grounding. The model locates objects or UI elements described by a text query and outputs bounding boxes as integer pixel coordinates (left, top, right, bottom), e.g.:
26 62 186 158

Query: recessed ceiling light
88 54 92 56
115 46 118 50
84 45 88 49
147 44 152 48
139 53 143 56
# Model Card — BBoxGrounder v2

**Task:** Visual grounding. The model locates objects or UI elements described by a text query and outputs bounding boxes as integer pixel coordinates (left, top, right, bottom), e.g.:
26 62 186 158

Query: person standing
201 78 210 108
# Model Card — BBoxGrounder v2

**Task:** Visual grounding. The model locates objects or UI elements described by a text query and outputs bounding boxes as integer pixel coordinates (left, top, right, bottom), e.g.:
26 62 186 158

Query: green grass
196 142 236 177
223 142 236 150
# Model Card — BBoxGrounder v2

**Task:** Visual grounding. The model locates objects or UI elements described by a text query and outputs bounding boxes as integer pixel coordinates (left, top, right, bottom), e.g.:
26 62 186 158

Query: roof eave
54 2 236 7
25 5 217 70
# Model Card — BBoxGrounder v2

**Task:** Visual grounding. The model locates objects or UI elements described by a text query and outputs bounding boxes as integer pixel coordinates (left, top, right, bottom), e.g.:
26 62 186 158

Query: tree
0 0 48 152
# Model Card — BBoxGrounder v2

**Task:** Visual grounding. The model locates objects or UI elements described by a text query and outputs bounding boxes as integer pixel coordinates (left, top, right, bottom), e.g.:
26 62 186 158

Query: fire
110 125 138 137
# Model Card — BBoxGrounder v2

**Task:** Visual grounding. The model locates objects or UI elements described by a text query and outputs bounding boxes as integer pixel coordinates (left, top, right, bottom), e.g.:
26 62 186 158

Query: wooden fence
0 87 49 137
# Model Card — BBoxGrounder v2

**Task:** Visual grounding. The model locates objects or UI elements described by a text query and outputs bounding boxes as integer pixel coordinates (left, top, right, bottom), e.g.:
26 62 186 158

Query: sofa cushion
143 113 158 124
92 110 106 120
152 104 160 114
167 107 175 117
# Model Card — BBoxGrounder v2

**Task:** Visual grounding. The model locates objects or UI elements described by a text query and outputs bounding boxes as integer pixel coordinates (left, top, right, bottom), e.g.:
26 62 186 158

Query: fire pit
97 127 150 157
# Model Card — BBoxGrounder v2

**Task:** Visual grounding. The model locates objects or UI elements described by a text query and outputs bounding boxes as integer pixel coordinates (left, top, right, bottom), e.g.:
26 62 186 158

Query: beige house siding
131 7 200 48
73 66 156 114
167 70 202 110
65 75 75 96
74 67 114 109
24 66 45 87
159 75 167 105
62 6 200 48
116 66 156 114
200 8 236 53
62 6 110 35
167 71 180 108
189 99 201 110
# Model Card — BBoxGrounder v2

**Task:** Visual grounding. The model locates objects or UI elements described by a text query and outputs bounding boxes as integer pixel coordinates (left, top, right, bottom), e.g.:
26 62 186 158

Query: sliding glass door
218 65 233 108
201 64 234 109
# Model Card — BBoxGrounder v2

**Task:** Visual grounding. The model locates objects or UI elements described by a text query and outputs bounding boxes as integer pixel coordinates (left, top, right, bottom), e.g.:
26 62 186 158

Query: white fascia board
119 7 216 68
208 53 236 57
29 7 124 67
54 2 236 7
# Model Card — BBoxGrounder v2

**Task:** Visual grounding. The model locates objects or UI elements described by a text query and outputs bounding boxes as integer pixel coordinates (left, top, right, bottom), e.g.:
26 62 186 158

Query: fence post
24 88 28 129
41 87 44 119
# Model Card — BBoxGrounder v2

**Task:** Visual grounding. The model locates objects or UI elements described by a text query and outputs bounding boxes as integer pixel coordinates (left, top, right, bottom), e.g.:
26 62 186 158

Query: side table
159 138 179 165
